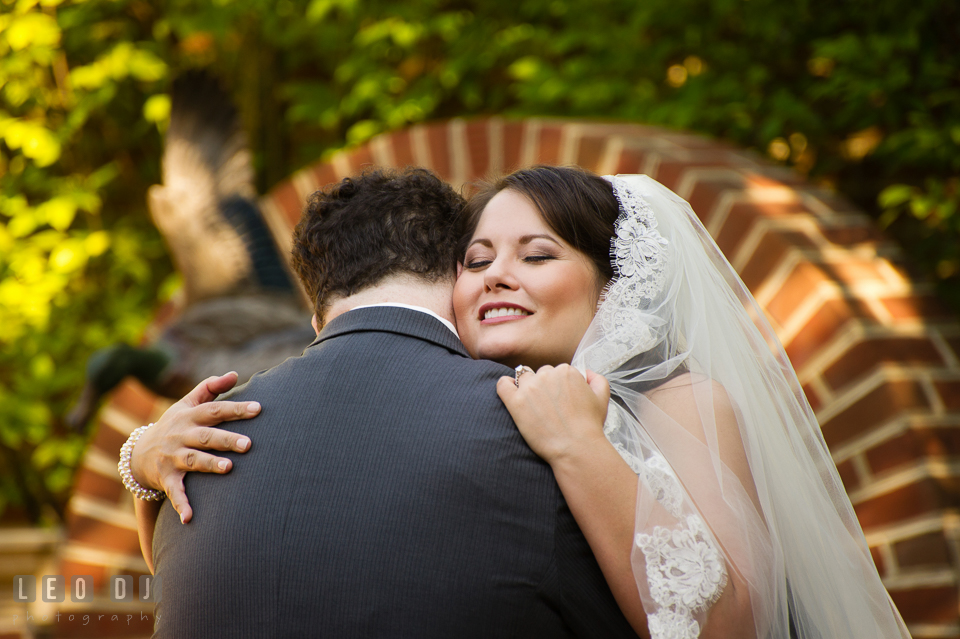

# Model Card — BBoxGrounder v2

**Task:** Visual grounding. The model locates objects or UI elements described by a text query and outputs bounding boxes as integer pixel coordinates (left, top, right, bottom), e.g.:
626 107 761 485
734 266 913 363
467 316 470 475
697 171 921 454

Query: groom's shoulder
451 355 513 380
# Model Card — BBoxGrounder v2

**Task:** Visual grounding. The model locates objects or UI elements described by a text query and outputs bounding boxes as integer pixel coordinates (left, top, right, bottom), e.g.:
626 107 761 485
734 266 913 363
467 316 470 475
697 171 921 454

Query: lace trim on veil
589 177 670 373
602 176 727 639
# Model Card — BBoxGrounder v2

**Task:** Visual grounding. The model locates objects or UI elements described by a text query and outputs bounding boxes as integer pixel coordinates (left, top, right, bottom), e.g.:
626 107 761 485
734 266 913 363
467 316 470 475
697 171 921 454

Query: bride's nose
483 256 519 292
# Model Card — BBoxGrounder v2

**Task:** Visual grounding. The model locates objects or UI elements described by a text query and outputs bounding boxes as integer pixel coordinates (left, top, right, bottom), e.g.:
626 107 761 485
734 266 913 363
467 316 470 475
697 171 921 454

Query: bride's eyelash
465 254 554 269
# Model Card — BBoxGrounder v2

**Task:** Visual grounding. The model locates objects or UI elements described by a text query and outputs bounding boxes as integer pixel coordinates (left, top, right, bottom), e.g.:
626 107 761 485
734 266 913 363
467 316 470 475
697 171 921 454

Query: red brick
888 585 959 624
829 260 894 289
652 160 727 195
463 120 490 179
658 132 731 150
866 427 960 474
823 337 943 390
881 295 953 321
501 121 524 171
308 161 339 191
59 559 107 593
346 145 374 173
894 531 951 568
265 180 301 231
66 512 140 555
801 382 822 413
784 299 863 371
92 422 128 460
535 124 563 164
424 123 451 179
714 202 798 259
935 381 960 411
766 262 832 326
108 380 157 425
575 134 609 172
821 380 930 449
748 165 807 188
835 458 859 492
738 231 792 292
804 188 861 216
388 128 416 168
820 223 886 247
613 148 648 175
869 544 885 577
853 477 959 529
685 176 752 227
72 468 123 504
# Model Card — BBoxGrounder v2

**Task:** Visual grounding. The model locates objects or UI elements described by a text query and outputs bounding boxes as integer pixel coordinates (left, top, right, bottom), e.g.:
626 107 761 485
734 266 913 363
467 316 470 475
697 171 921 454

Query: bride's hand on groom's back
132 372 260 523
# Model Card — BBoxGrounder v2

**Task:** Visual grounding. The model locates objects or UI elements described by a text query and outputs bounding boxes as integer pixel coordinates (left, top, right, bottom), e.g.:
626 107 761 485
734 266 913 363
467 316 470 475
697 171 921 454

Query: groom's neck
321 273 456 331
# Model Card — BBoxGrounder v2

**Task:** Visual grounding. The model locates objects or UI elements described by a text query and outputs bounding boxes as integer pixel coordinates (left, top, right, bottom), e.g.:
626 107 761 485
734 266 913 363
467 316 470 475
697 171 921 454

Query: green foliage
0 0 957 523
0 0 171 523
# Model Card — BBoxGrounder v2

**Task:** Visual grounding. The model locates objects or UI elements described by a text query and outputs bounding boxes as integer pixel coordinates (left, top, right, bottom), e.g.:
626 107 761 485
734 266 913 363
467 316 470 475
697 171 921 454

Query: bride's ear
456 262 463 278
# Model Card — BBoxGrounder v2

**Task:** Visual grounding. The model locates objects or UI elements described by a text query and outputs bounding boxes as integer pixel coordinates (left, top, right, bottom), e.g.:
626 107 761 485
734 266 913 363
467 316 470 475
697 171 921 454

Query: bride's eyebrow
466 234 561 250
519 234 561 246
466 238 492 250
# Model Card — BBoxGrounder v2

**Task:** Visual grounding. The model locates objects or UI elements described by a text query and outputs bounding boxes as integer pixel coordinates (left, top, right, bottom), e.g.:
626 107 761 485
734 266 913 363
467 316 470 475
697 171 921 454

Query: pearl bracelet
118 424 166 501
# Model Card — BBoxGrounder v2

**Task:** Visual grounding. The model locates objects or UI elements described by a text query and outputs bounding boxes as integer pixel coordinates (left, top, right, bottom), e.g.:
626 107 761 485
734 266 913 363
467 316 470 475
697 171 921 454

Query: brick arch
62 118 960 638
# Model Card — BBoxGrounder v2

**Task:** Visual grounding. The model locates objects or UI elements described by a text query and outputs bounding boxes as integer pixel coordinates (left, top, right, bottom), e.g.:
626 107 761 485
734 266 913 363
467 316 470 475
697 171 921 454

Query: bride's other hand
496 364 610 464
132 372 260 523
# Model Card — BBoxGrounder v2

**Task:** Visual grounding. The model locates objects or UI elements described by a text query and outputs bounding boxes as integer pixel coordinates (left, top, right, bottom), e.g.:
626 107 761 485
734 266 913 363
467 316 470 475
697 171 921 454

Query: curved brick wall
60 118 960 638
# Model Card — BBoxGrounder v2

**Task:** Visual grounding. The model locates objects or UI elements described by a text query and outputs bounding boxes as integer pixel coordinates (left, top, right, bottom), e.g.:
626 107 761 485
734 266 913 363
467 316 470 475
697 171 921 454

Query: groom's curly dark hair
292 167 464 322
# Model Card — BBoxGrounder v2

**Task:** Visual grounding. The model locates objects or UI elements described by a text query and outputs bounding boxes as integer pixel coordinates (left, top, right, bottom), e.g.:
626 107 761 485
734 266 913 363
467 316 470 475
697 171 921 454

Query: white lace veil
573 175 911 639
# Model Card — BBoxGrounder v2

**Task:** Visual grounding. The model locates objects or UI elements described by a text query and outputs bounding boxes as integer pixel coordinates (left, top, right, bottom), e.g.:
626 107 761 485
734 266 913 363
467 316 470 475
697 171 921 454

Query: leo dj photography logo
12 575 161 603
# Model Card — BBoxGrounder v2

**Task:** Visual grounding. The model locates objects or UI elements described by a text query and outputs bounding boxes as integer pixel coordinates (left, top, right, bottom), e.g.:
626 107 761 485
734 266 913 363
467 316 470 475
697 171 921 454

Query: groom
147 168 638 637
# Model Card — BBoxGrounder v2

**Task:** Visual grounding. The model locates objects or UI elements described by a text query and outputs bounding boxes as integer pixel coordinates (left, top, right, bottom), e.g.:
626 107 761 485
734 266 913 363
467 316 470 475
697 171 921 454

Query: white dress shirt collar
351 303 459 339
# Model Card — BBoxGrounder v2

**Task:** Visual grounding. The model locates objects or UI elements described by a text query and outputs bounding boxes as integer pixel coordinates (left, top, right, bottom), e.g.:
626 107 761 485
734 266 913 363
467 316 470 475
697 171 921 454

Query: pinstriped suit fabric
153 306 637 638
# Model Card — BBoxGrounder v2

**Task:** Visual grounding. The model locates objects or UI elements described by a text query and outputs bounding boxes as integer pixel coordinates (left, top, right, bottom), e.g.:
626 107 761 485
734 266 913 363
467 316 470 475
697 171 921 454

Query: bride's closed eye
464 253 556 269
523 254 556 263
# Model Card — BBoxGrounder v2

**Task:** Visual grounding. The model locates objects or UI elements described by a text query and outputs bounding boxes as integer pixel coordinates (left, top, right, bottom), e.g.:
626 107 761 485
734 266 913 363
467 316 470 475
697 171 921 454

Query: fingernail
179 512 185 524
237 437 250 451
248 402 261 413
218 460 229 471
228 371 238 377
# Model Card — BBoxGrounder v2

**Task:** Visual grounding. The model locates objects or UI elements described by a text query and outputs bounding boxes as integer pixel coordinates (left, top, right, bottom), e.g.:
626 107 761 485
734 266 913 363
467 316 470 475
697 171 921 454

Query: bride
127 166 910 638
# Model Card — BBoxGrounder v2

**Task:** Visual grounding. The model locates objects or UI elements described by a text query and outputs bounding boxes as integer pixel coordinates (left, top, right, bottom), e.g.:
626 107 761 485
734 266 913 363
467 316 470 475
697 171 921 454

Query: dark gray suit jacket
153 306 638 638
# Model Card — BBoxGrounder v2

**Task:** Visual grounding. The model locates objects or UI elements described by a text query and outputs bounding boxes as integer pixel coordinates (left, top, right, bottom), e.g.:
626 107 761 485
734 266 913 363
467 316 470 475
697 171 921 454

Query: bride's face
453 189 604 370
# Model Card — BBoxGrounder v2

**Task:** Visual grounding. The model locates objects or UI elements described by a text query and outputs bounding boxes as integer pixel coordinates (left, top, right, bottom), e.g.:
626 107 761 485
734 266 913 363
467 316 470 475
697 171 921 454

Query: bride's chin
476 343 527 369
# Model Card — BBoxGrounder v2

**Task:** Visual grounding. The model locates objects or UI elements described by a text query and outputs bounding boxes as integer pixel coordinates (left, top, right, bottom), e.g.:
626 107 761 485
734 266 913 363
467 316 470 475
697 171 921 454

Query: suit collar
309 306 470 358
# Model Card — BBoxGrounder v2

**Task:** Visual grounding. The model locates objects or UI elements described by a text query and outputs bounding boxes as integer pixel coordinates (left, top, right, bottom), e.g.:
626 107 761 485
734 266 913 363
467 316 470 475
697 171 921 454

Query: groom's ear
311 314 320 335
456 262 463 278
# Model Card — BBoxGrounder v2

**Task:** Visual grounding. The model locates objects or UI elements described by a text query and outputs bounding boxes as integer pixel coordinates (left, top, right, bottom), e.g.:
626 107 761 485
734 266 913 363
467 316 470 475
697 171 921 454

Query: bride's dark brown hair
458 165 620 282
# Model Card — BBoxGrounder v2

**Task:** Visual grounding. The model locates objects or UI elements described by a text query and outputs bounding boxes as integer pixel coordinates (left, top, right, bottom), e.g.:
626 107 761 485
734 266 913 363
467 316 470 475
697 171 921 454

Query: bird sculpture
67 72 316 430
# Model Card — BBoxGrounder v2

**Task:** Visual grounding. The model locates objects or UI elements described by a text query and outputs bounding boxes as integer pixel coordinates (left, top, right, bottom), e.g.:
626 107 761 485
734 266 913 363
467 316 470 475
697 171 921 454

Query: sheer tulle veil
572 175 910 638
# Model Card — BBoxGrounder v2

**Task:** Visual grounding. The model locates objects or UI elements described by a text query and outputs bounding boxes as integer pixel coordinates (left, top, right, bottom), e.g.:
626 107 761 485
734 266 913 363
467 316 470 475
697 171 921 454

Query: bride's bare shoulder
643 372 739 435
642 372 753 488
644 372 731 403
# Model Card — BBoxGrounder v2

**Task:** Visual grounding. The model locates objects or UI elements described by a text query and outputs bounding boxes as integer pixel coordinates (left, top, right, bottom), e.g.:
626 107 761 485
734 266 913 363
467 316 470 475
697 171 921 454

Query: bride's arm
498 365 647 635
497 365 756 639
129 373 259 570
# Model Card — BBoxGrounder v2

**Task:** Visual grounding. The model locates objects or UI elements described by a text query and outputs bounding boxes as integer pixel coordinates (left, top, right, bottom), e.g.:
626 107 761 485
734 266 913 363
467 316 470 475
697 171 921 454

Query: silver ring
514 365 534 387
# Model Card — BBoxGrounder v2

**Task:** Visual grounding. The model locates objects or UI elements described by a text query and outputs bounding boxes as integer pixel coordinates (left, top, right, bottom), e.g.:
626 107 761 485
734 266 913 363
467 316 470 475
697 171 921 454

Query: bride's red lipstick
478 302 533 324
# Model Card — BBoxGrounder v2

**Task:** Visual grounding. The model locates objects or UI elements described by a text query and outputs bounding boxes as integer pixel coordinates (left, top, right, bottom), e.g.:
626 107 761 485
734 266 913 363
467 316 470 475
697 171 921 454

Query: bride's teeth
484 308 529 319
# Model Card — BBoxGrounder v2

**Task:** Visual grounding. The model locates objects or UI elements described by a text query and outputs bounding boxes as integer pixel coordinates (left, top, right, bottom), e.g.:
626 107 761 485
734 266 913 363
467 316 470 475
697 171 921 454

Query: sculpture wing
147 72 260 303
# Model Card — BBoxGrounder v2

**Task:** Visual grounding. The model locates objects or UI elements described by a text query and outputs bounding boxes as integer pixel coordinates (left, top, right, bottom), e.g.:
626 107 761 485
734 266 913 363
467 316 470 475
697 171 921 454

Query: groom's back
152 306 637 638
